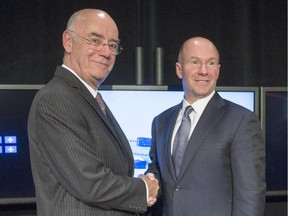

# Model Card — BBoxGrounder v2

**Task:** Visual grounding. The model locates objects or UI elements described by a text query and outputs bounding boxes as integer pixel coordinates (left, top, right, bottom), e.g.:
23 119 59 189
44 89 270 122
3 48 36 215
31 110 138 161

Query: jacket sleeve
231 111 266 216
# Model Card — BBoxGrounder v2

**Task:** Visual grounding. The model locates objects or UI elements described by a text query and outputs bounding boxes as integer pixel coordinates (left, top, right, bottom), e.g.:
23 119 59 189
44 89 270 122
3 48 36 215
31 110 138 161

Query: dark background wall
0 0 287 87
0 0 286 215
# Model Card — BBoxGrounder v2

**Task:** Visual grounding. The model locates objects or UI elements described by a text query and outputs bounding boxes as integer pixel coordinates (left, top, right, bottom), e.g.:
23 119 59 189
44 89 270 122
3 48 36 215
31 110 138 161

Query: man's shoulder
156 103 180 119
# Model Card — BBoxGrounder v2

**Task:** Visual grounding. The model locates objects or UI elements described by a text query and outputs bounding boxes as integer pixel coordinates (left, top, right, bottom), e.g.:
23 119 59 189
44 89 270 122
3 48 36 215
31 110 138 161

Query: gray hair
66 10 81 31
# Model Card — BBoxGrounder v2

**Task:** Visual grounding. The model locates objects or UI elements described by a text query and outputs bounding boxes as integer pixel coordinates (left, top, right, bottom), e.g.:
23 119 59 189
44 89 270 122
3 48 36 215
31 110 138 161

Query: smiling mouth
91 60 109 67
196 80 209 82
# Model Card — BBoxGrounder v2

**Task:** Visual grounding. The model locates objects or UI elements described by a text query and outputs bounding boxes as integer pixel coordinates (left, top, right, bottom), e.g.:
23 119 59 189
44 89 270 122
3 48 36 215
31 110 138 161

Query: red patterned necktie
95 92 107 116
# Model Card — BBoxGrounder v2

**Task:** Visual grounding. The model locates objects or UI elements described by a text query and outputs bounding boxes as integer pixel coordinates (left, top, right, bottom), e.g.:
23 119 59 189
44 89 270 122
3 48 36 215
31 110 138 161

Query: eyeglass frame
68 30 123 55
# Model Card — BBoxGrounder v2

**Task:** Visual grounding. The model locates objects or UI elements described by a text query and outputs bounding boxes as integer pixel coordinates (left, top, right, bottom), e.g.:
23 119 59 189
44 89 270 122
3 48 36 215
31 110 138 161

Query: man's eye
191 60 199 64
208 61 216 66
109 43 118 50
91 38 101 45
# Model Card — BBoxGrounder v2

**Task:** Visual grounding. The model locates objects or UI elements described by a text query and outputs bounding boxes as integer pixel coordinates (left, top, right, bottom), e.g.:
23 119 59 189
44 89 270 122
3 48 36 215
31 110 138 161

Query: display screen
261 87 287 195
0 85 260 204
100 85 259 177
0 86 42 204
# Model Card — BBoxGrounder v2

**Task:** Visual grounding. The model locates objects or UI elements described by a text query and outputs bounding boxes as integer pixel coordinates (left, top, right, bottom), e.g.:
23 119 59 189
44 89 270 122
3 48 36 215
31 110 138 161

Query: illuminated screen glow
100 89 256 176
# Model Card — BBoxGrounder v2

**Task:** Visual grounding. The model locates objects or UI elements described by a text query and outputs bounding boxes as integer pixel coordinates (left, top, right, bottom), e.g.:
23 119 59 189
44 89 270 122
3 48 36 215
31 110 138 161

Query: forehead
76 12 119 39
182 39 219 60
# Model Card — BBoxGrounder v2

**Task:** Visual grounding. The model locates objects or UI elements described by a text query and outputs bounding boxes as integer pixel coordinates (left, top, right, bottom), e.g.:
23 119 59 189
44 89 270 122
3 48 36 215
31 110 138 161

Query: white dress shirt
171 91 215 154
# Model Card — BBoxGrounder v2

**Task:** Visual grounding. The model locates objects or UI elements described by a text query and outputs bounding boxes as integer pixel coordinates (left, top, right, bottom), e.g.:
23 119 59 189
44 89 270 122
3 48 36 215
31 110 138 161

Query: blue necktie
173 106 193 176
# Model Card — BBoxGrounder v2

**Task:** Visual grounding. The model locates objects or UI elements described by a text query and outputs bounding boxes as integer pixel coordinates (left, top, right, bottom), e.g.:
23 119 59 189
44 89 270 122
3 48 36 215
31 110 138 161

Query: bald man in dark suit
145 37 266 216
28 9 158 216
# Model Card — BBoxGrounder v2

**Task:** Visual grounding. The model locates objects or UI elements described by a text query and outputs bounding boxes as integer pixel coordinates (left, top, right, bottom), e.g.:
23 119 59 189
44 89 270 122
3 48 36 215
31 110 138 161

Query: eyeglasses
68 30 123 55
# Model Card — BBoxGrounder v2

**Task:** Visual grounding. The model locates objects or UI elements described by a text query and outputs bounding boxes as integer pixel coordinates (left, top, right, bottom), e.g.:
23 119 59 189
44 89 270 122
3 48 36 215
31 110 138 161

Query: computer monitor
0 85 43 204
0 84 259 204
99 85 259 177
261 87 287 197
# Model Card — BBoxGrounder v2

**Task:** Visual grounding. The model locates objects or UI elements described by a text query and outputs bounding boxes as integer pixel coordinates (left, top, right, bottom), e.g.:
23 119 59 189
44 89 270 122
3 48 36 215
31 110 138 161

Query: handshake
139 173 159 207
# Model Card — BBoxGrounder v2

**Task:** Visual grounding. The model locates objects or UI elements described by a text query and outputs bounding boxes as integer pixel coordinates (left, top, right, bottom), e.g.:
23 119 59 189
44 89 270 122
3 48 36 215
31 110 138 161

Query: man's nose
198 63 208 75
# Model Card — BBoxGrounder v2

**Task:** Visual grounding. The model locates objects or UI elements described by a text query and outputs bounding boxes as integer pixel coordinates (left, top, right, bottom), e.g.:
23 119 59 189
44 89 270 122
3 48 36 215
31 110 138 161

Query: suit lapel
165 104 182 181
177 93 226 179
105 105 135 175
54 67 134 175
77 83 134 174
55 67 121 143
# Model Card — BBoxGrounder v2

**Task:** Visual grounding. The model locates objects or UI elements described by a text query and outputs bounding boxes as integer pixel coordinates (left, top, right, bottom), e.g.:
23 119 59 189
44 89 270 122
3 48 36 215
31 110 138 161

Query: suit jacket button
175 186 181 191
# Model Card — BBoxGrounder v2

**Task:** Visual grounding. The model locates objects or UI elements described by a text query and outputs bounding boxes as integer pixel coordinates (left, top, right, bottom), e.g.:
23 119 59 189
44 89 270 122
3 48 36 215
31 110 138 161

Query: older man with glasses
28 8 159 216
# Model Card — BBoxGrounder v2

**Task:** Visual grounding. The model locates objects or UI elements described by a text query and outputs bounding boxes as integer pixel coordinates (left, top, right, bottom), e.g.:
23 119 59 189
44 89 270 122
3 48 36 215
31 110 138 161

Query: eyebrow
89 32 120 44
189 56 218 61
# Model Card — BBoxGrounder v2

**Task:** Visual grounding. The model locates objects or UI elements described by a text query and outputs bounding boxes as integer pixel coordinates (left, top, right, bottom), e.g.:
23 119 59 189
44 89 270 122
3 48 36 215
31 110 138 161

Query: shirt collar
61 64 98 98
182 90 215 116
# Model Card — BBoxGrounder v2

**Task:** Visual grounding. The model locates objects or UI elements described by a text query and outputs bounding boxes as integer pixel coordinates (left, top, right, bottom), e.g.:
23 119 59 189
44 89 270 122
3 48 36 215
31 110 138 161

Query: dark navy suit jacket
147 92 266 216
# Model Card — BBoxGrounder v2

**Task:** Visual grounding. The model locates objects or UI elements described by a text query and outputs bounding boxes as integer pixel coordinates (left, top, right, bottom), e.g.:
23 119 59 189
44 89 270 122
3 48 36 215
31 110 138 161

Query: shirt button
175 186 181 191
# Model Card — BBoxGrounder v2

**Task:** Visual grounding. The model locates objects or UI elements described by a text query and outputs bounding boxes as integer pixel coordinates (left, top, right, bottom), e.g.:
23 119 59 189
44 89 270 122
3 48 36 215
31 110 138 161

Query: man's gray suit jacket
28 66 147 216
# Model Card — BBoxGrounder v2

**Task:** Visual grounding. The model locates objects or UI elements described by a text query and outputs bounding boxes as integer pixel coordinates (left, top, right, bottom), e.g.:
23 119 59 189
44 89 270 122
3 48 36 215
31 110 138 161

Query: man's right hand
138 173 159 207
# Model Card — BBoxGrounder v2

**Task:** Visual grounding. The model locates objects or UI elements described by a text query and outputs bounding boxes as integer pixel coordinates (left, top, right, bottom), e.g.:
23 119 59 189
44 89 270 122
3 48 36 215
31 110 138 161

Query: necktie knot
183 106 193 118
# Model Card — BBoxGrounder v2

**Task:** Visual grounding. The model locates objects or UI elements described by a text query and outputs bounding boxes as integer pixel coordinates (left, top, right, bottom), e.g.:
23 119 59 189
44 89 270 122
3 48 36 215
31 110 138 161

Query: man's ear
216 64 221 79
175 62 183 79
62 30 72 53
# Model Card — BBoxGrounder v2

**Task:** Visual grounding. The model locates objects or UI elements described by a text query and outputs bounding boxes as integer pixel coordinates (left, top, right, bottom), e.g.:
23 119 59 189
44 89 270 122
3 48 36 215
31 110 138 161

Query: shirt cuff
141 178 149 201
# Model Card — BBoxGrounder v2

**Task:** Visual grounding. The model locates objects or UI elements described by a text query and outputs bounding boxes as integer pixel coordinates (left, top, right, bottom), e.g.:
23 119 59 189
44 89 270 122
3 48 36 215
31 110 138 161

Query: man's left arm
231 112 266 216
